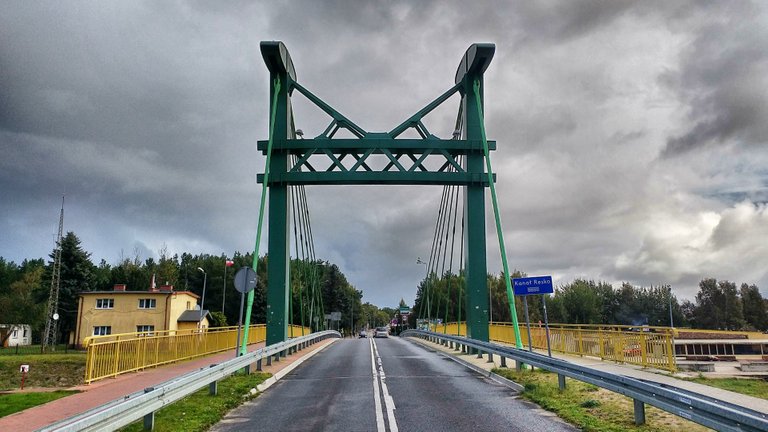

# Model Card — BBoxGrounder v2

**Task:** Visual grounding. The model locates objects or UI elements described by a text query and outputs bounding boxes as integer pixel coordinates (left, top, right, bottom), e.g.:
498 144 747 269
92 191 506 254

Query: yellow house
73 284 210 346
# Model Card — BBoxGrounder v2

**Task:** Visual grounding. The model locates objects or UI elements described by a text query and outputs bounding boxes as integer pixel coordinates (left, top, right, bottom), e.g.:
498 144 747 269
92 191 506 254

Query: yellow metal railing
434 322 676 372
84 324 311 383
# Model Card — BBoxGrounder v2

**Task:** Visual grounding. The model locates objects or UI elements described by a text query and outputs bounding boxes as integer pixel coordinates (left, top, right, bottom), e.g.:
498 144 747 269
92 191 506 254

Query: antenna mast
43 196 64 350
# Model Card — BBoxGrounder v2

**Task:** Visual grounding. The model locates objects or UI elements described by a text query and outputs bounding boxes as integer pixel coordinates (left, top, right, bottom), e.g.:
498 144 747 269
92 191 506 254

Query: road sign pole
235 291 245 358
523 297 533 352
233 267 258 356
542 295 552 357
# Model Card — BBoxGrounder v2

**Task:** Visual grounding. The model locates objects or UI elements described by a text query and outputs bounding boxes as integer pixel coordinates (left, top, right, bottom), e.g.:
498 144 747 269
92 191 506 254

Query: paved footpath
0 339 335 432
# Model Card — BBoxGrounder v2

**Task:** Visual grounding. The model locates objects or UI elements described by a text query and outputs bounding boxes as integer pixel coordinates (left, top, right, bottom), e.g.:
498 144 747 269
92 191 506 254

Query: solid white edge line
372 338 399 432
370 338 387 432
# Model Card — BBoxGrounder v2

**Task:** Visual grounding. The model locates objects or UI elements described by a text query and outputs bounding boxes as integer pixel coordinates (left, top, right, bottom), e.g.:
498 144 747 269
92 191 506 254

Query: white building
1 324 32 347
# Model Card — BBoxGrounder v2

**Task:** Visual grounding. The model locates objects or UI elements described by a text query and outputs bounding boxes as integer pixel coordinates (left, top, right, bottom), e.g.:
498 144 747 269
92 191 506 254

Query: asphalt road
211 336 576 432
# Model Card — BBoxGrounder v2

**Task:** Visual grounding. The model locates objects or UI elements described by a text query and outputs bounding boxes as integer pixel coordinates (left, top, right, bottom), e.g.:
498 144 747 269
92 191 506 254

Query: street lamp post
197 267 207 324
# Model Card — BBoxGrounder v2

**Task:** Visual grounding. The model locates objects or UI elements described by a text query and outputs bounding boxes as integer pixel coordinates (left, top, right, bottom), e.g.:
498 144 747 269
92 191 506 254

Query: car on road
359 330 367 338
374 327 389 338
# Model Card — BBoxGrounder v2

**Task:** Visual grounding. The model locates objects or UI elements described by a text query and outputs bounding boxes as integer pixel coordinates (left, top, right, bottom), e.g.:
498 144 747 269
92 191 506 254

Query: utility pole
43 196 64 351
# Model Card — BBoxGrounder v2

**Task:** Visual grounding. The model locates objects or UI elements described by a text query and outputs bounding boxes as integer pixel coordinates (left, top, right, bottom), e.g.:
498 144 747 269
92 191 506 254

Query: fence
0 344 77 356
83 324 311 383
433 322 676 372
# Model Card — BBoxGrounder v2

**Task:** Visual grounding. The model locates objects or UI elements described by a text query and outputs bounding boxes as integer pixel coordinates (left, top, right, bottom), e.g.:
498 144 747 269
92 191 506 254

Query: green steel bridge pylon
253 41 501 345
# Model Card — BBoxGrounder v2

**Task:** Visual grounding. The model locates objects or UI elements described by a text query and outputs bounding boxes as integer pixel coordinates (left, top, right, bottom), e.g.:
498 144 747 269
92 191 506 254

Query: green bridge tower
258 41 497 346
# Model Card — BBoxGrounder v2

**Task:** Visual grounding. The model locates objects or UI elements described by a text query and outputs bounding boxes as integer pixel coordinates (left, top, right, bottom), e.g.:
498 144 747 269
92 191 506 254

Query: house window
12 329 17 337
93 326 112 336
23 328 28 337
138 298 157 309
136 325 155 336
186 301 191 310
96 298 114 309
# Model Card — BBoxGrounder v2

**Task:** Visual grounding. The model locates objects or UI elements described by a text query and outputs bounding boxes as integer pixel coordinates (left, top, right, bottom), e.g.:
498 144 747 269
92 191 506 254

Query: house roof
79 290 200 299
177 310 210 322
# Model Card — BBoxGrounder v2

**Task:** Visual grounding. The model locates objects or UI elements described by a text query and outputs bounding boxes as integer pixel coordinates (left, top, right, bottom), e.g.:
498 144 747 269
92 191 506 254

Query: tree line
411 270 768 331
0 231 379 344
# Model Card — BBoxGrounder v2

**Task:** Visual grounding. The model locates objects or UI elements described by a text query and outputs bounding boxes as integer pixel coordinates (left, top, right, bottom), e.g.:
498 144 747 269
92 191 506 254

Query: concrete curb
405 337 524 393
251 338 338 394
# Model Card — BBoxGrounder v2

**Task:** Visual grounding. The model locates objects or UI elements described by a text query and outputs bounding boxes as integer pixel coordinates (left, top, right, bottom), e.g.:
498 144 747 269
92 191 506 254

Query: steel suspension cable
444 181 461 333
435 180 458 329
430 184 451 326
300 185 325 329
472 79 523 349
241 76 281 355
457 207 466 336
419 184 447 322
289 162 308 336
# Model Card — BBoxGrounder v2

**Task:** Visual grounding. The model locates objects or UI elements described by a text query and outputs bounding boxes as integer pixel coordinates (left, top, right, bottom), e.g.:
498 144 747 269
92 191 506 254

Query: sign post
512 276 554 357
233 267 258 357
20 364 29 390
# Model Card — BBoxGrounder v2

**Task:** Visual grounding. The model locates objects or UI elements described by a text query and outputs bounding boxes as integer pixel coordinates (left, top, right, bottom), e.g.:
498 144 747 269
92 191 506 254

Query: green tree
692 278 722 329
558 279 601 324
156 244 179 288
740 283 767 331
0 257 20 294
0 265 46 345
208 311 228 328
720 280 745 330
92 259 112 291
43 232 96 342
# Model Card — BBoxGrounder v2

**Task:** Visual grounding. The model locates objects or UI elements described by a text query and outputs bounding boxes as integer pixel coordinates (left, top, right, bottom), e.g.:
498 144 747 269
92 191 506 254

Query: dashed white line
372 338 398 432
370 338 386 432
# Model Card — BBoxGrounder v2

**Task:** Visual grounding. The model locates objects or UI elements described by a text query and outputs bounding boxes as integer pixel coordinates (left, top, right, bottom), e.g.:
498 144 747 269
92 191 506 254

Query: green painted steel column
266 75 291 346
463 72 489 342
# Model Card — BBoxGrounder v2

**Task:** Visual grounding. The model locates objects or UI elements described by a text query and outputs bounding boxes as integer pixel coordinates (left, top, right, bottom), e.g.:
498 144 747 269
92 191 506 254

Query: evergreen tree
48 232 96 342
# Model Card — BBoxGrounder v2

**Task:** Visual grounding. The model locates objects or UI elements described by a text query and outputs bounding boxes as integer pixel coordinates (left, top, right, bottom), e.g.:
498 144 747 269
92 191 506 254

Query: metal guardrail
402 330 768 432
41 330 340 432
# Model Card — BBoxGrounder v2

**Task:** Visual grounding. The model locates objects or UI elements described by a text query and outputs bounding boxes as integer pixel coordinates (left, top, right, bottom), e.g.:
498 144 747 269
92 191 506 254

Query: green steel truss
259 41 495 345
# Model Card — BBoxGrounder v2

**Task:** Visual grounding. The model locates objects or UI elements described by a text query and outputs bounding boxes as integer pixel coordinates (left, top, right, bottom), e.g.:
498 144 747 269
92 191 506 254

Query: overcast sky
2 1 767 308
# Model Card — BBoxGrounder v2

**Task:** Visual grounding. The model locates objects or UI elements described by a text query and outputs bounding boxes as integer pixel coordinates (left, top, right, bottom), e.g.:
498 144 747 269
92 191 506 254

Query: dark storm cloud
2 0 768 306
661 2 768 156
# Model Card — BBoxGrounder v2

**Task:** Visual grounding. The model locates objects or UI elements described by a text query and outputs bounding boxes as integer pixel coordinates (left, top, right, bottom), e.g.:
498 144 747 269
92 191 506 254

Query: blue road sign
512 276 554 296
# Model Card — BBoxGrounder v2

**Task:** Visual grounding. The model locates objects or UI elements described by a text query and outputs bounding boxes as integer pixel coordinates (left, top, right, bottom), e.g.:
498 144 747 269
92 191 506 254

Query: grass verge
0 354 86 390
0 391 79 417
685 376 768 400
119 372 271 432
493 368 710 432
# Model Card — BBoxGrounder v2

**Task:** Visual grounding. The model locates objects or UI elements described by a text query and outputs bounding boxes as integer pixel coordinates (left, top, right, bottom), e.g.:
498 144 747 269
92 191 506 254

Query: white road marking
370 338 386 432
372 338 399 432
